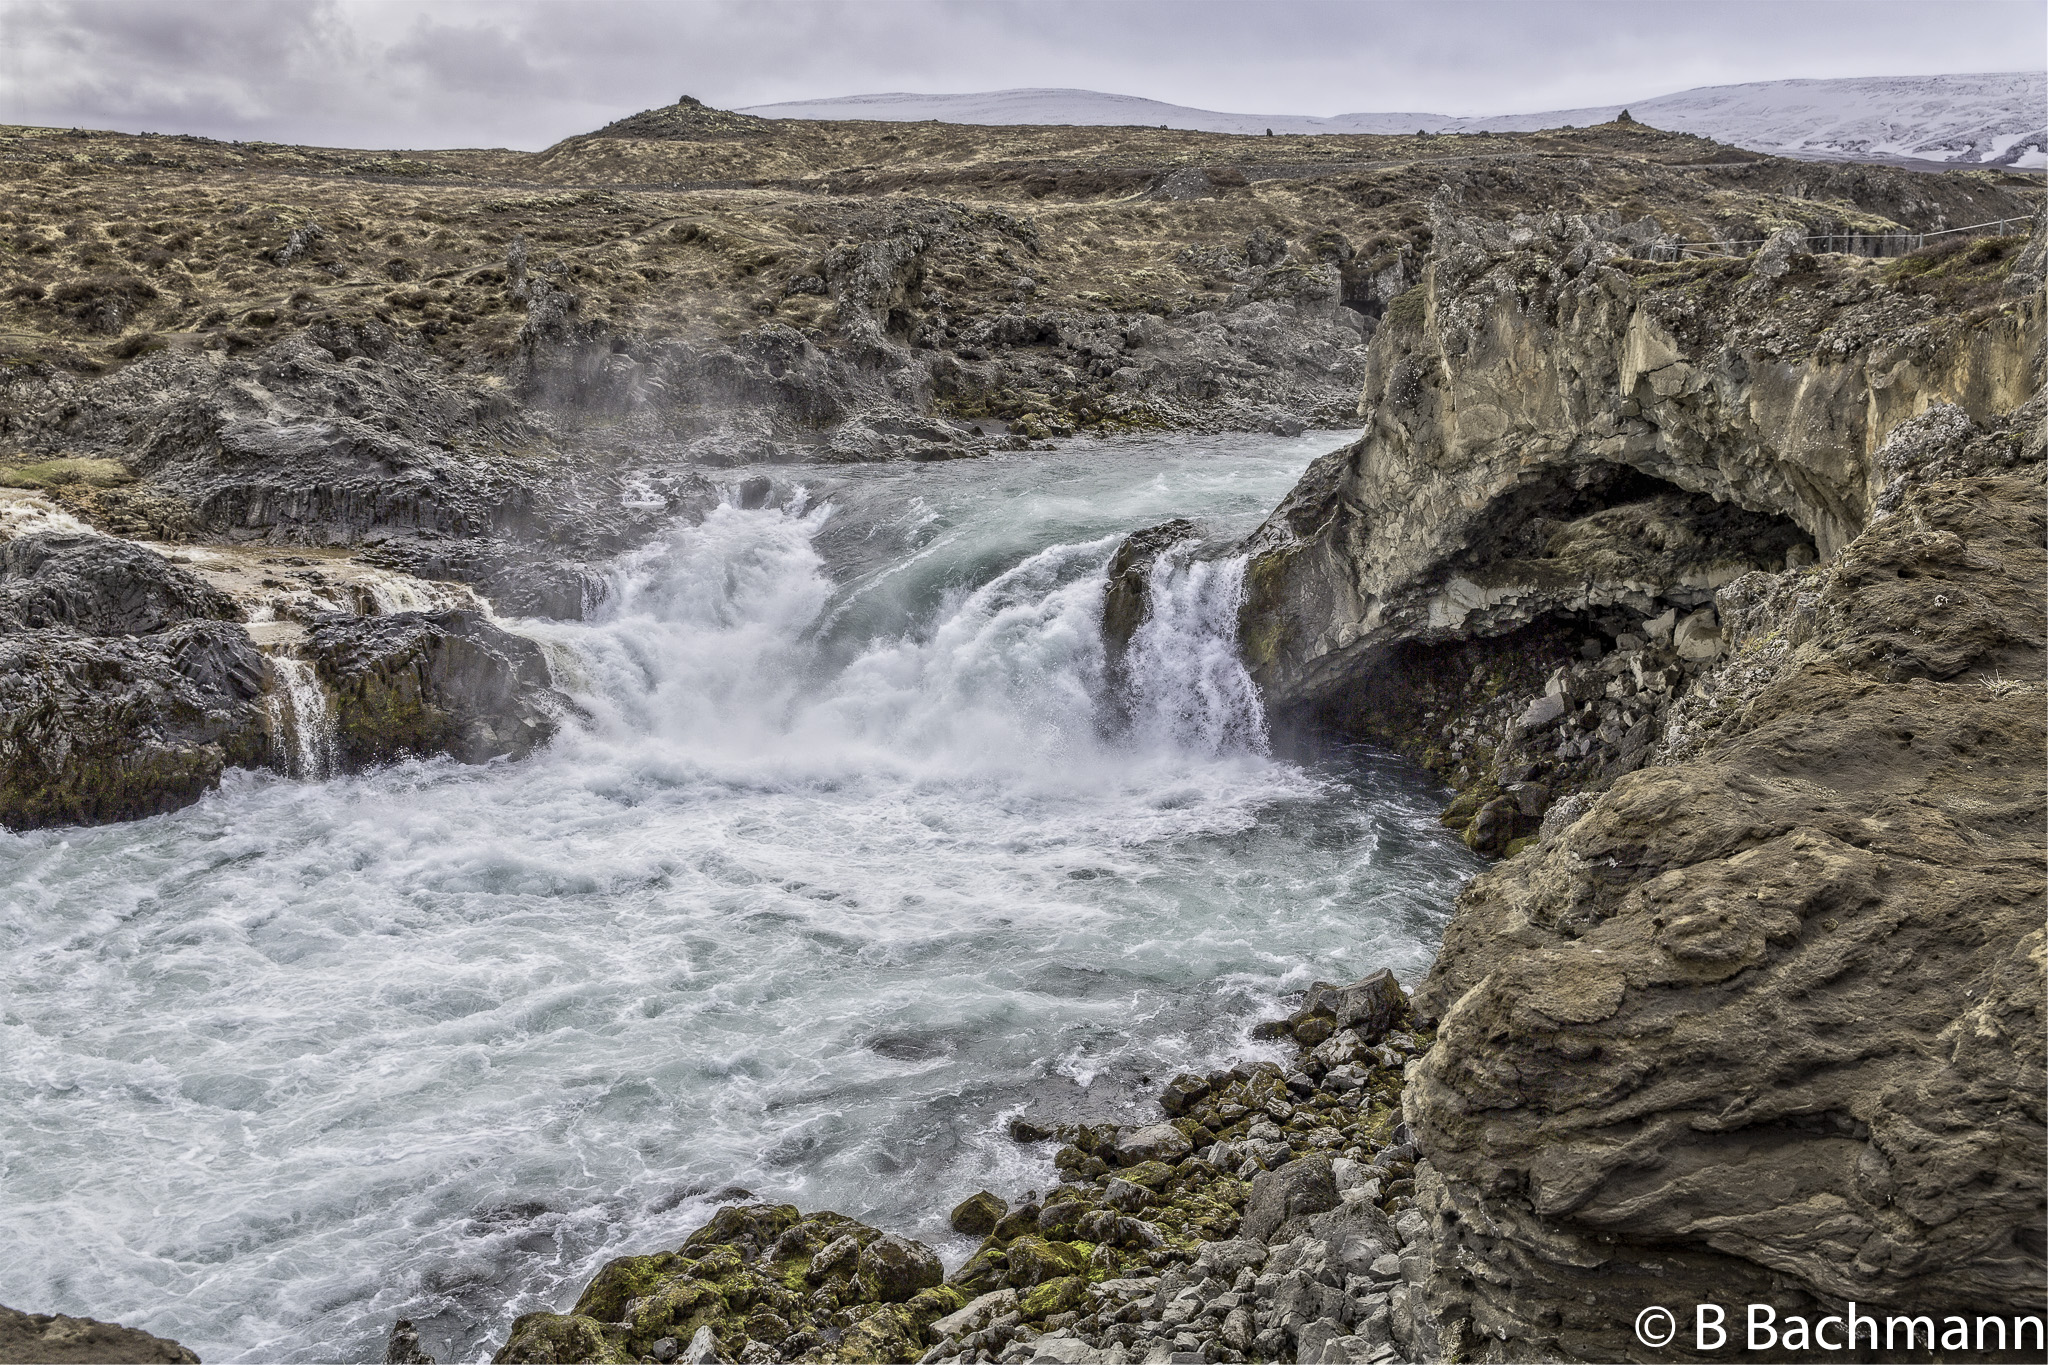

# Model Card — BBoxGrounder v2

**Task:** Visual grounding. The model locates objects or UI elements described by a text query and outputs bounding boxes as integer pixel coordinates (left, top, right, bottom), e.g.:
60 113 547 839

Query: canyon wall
1237 199 2046 1357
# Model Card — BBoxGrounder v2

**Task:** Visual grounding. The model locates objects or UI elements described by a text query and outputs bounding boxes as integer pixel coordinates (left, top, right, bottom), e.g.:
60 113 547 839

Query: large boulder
305 608 560 769
1241 1157 1341 1244
1111 1123 1193 1168
1285 969 1409 1046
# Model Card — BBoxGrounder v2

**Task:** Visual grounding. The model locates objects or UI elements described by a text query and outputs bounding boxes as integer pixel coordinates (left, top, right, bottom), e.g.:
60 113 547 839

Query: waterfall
2 430 1486 1365
263 653 337 779
1121 546 1269 756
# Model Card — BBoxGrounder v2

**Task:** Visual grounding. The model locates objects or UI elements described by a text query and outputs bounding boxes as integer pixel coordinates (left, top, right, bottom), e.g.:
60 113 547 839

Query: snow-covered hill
739 72 2047 169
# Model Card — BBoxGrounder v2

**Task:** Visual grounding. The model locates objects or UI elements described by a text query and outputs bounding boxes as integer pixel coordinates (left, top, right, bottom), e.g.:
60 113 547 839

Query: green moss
1019 1275 1090 1320
1383 285 1428 330
494 1312 630 1364
0 456 134 490
569 1251 692 1322
1001 1236 1092 1286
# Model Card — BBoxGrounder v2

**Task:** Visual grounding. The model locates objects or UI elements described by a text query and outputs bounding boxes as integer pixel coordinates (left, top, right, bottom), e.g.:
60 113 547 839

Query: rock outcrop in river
1228 196 2047 1357
0 514 570 828
0 1304 199 1364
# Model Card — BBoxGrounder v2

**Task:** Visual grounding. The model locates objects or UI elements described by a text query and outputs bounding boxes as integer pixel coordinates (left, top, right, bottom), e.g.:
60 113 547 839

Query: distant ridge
739 72 2048 170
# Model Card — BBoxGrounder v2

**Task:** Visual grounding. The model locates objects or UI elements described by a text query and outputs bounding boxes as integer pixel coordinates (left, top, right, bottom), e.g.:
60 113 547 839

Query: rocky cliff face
1233 200 2046 1356
1242 198 2041 708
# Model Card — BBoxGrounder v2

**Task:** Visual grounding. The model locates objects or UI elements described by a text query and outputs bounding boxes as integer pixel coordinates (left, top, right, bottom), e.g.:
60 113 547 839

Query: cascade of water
548 501 1256 783
1121 547 1269 757
0 432 1478 1365
354 568 491 617
263 652 337 778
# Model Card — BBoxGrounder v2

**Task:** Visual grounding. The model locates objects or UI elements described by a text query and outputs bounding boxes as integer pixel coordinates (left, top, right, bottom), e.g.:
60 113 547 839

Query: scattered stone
1113 1124 1193 1168
1241 1158 1341 1243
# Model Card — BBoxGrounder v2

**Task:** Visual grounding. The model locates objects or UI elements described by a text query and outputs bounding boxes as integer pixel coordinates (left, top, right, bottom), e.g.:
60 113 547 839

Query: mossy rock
950 1189 1006 1237
0 456 134 490
630 1278 728 1343
1437 789 1484 830
804 1303 909 1363
1383 286 1428 330
1019 1274 1090 1321
1120 1160 1177 1191
570 1251 693 1322
1001 1236 1092 1288
947 1236 1011 1295
492 1312 628 1364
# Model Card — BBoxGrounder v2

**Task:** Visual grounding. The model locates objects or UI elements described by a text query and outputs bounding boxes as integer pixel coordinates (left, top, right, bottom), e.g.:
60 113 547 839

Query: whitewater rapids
0 431 1475 1362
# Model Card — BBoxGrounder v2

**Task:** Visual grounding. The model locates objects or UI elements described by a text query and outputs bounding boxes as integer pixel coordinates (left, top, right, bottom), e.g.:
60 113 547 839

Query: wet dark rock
949 1191 1006 1238
1006 1116 1055 1143
1157 1073 1209 1117
735 475 773 510
1099 519 1197 665
305 609 561 770
1241 1158 1341 1244
383 1319 435 1364
1283 969 1410 1047
0 621 267 829
1 533 240 635
0 1305 200 1364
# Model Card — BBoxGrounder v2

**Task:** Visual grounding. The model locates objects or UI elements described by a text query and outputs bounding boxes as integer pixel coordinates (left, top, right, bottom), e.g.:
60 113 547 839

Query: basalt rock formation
306 608 559 769
1229 194 2047 1357
0 516 570 828
0 531 268 827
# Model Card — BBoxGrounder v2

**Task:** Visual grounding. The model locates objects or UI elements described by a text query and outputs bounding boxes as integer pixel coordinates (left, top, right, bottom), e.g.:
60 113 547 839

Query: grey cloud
1 0 2038 149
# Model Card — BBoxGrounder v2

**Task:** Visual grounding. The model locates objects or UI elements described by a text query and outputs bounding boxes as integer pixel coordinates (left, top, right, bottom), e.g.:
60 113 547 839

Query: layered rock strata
1227 199 2047 1357
1409 400 2047 1360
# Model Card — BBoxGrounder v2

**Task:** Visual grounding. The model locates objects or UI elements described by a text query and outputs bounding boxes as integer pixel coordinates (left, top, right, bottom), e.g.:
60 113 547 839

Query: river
0 430 1475 1362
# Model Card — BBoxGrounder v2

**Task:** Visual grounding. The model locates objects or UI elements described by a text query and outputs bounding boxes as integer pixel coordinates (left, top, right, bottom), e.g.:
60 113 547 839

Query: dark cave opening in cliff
1442 461 1817 575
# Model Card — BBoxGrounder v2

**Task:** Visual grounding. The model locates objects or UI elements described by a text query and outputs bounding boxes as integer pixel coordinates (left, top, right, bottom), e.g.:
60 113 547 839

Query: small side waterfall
1121 547 1269 756
352 568 491 617
263 653 338 779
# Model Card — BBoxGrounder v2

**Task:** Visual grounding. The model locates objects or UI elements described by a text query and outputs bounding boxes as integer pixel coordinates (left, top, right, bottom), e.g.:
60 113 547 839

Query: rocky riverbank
485 971 1444 1365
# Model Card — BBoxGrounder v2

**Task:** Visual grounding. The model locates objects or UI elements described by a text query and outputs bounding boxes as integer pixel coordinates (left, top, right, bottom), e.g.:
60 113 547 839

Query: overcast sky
2 0 2039 150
